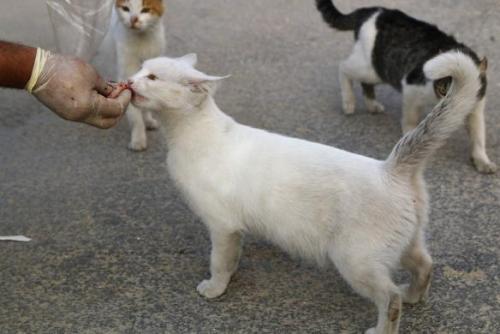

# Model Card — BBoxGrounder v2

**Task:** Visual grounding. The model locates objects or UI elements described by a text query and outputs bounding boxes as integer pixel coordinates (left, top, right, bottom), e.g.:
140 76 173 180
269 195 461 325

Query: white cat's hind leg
127 105 148 151
400 232 432 304
467 98 497 173
400 174 433 304
197 230 242 299
330 248 402 334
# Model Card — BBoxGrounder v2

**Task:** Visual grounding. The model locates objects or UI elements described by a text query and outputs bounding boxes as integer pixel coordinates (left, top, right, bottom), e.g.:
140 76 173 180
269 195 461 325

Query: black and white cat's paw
197 279 228 299
366 100 385 114
472 157 497 174
342 99 356 115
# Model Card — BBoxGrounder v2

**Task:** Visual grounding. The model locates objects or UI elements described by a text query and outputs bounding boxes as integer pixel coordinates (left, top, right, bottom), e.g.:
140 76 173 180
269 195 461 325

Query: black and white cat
316 0 496 173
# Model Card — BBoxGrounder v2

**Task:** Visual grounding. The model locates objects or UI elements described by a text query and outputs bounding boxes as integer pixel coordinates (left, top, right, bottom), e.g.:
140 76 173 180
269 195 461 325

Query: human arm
0 41 36 88
0 41 131 129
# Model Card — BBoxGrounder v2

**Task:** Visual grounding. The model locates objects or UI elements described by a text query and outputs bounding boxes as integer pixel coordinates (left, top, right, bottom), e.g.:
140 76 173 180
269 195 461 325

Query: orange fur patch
143 0 165 16
115 0 127 7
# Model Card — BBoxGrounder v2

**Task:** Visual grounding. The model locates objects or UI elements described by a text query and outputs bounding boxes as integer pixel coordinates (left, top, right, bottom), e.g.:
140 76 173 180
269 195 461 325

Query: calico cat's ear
479 57 488 73
178 53 198 67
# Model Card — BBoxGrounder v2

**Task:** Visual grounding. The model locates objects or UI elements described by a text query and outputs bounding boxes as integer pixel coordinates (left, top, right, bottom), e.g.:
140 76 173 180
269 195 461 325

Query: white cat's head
115 0 164 32
128 54 228 112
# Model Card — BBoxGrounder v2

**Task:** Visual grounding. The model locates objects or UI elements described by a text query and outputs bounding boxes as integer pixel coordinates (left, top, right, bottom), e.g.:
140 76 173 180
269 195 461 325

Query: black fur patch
361 83 375 99
368 9 485 94
478 73 487 99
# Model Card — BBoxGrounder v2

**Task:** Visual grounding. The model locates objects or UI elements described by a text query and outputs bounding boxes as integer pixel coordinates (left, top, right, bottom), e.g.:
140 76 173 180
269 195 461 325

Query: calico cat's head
128 55 228 112
116 0 164 32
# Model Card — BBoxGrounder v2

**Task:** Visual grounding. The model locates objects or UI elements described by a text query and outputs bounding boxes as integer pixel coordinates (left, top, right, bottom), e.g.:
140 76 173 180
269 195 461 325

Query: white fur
338 12 496 173
128 53 480 334
339 12 382 114
113 0 166 151
401 81 436 133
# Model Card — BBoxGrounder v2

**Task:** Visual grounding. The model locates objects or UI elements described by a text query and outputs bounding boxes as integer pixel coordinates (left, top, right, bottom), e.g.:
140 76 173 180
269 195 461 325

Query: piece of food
107 82 130 99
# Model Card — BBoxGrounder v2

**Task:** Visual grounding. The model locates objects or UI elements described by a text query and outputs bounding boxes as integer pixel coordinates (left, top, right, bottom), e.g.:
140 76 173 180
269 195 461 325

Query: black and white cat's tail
386 51 482 175
315 0 374 31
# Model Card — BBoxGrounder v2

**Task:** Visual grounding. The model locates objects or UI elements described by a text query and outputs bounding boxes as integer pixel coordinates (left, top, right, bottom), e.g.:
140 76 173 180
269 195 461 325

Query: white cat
128 52 481 334
113 0 166 151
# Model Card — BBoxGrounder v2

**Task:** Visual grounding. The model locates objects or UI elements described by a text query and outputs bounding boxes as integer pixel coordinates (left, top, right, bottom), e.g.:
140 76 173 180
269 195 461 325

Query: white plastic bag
47 0 114 61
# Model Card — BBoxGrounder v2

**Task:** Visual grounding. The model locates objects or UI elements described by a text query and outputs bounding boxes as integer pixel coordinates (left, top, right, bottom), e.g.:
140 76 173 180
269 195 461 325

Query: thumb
95 74 113 97
114 89 132 110
93 89 132 119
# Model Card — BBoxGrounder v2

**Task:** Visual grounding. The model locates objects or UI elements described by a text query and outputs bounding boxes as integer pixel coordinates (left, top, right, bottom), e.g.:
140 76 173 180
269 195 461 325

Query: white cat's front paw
145 118 160 131
128 138 147 151
197 279 228 299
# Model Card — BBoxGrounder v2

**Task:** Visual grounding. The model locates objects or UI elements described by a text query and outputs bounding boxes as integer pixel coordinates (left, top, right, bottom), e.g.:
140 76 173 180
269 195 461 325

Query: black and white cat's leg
330 249 402 334
197 229 243 299
339 44 381 115
467 98 497 173
401 84 425 134
339 58 357 114
143 110 160 131
362 83 385 113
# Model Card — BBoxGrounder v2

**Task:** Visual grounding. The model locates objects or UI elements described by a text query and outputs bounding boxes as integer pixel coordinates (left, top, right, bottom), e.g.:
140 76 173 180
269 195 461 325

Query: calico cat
113 0 166 151
128 52 481 334
316 0 496 173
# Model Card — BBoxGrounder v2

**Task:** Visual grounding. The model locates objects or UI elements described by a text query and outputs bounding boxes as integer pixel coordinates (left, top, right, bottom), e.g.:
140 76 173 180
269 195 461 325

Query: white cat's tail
386 51 482 175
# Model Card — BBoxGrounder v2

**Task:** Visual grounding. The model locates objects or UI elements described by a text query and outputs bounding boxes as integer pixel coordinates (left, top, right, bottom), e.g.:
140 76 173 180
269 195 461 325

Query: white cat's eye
121 6 130 12
147 74 158 81
141 8 151 14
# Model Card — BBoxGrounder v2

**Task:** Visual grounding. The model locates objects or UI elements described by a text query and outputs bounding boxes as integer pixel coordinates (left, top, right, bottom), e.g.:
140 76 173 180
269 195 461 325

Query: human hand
30 51 131 129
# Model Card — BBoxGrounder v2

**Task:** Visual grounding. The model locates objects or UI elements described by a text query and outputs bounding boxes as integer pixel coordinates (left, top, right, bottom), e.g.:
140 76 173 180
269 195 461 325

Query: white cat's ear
178 53 198 67
186 73 230 85
184 70 230 95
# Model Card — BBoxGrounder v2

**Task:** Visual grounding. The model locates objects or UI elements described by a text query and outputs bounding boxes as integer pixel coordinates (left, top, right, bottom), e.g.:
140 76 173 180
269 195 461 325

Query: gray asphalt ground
1 0 499 333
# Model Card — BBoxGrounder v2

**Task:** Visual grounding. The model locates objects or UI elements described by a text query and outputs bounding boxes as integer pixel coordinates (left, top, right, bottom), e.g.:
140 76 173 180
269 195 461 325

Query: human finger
93 89 131 118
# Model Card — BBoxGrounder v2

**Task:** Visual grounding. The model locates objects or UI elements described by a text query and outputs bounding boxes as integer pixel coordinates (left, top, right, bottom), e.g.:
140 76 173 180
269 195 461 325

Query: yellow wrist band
25 48 50 93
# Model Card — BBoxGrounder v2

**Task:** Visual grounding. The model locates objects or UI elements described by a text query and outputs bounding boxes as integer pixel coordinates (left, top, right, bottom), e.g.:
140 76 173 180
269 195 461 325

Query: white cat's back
165 106 407 264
